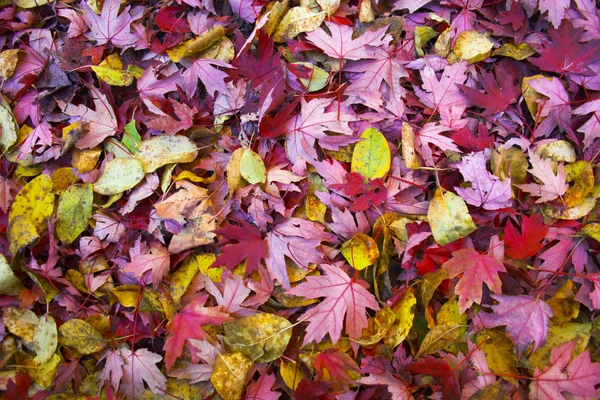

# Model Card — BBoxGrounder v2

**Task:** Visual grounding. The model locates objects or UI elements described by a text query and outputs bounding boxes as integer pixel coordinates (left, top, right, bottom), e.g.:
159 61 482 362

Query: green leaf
240 148 266 184
93 157 145 195
122 119 141 154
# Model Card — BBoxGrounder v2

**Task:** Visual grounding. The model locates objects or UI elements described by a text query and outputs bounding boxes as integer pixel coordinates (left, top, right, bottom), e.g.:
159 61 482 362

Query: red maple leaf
458 67 520 115
211 220 266 274
504 214 549 259
314 349 361 394
529 21 600 75
408 356 460 400
163 295 232 371
442 248 506 313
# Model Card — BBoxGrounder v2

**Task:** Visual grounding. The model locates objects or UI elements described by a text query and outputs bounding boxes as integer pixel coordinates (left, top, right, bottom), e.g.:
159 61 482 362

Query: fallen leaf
427 189 476 246
93 157 145 195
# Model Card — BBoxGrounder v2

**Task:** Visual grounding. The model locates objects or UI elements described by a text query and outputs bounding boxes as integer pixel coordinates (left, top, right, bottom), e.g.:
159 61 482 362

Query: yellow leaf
476 329 518 385
415 26 438 57
3 307 39 341
492 42 536 60
72 146 102 173
542 196 597 220
420 269 448 309
0 254 23 295
91 65 134 86
169 254 200 302
30 353 61 389
454 30 493 63
565 161 594 207
0 49 21 80
351 127 391 180
135 135 199 173
12 0 53 8
280 360 307 390
273 7 326 42
316 0 339 15
93 157 145 195
33 314 57 364
490 146 528 184
402 122 420 169
196 37 235 62
522 75 553 120
223 313 292 362
58 318 106 355
436 299 467 354
167 26 225 63
341 233 379 270
537 140 576 162
416 322 462 357
173 170 216 184
583 222 600 243
240 148 267 184
547 280 579 325
52 167 79 193
227 147 247 194
355 306 396 347
211 352 253 400
427 189 476 245
56 184 93 244
265 0 290 36
305 194 327 223
385 288 416 347
358 0 374 23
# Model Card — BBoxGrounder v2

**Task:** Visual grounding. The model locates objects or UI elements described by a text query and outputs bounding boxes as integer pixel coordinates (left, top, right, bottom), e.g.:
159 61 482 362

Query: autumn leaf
287 263 380 345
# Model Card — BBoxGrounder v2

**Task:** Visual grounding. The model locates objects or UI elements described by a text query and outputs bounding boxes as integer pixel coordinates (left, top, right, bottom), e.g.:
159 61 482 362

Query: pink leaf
518 151 568 203
118 348 167 400
81 0 142 47
478 294 553 355
287 263 380 345
122 243 170 288
245 373 281 400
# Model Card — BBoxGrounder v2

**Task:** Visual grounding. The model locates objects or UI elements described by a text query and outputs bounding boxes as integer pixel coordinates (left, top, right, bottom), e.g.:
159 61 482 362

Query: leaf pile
1 0 600 399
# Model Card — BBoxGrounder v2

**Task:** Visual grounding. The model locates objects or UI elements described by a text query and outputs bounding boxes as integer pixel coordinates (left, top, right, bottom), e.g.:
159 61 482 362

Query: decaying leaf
0 254 24 295
3 307 39 342
454 30 494 63
273 7 325 42
33 314 58 364
211 352 253 400
58 318 106 354
427 189 476 246
341 233 379 270
56 184 93 244
223 313 292 362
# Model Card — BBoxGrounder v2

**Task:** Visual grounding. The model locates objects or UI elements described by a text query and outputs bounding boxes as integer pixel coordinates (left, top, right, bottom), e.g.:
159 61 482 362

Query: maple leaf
144 99 194 135
530 341 600 400
413 122 460 166
59 86 118 149
245 373 281 400
407 356 460 400
163 295 232 371
103 348 166 400
122 243 170 288
518 152 568 203
454 151 512 210
154 180 209 224
345 45 408 99
574 98 600 149
265 218 337 289
93 213 127 243
17 121 53 161
504 214 549 259
229 0 262 23
529 21 600 74
458 68 520 115
413 61 470 112
306 21 390 61
204 274 251 314
442 248 506 313
287 263 380 345
137 68 182 116
81 0 142 47
478 294 553 355
314 349 362 393
180 58 231 99
211 221 266 275
2 33 51 99
526 77 572 138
